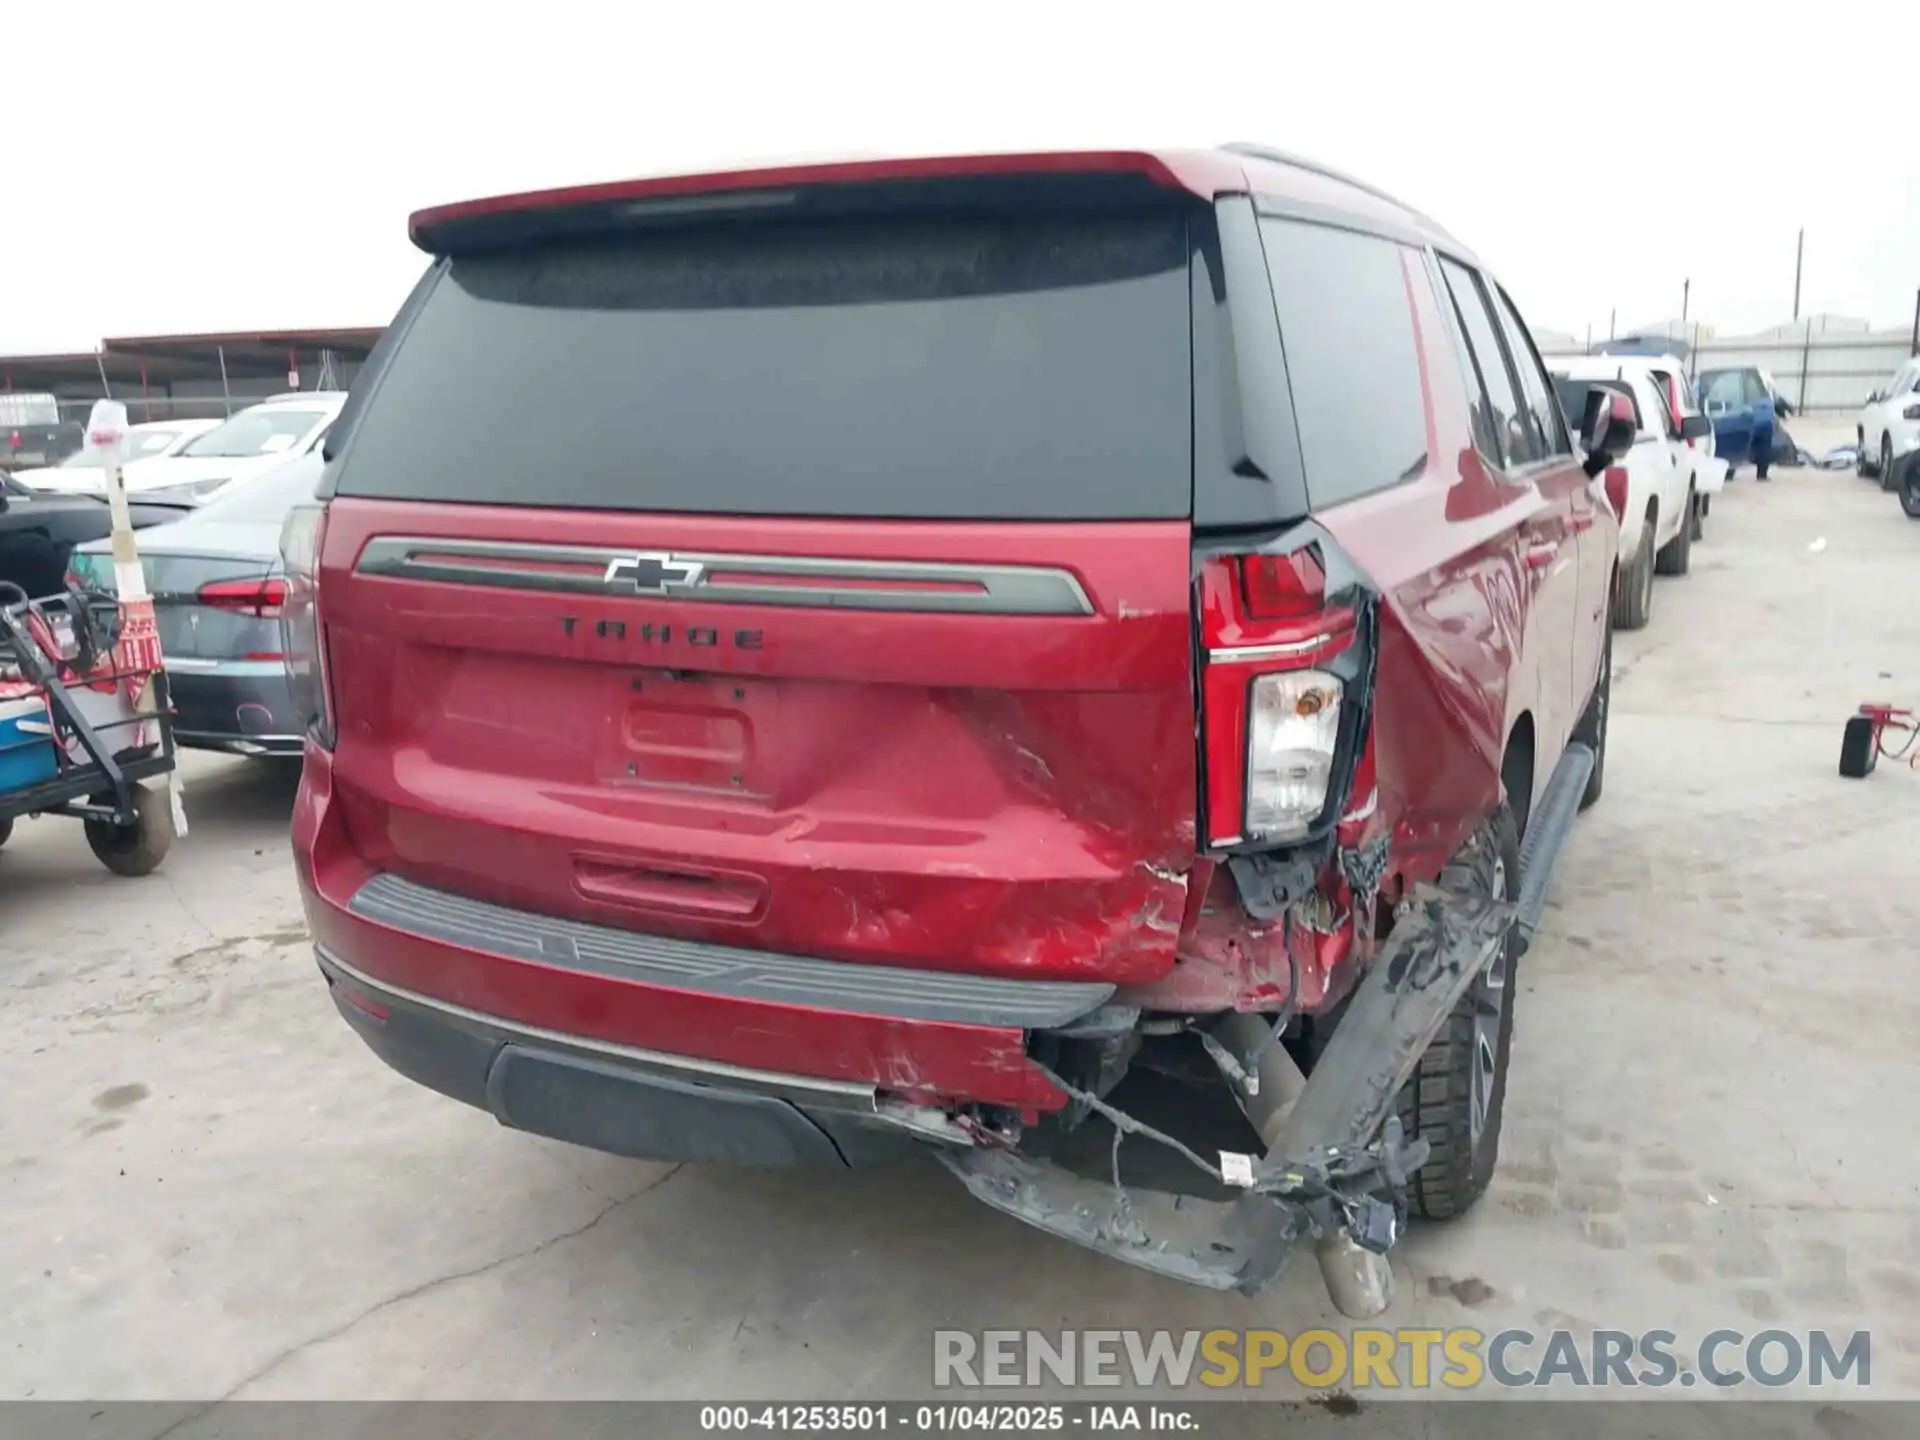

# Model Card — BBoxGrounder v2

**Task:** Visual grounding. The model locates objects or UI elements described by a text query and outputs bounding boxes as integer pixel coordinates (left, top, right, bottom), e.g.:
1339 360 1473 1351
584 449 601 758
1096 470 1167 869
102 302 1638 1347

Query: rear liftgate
944 522 1594 1310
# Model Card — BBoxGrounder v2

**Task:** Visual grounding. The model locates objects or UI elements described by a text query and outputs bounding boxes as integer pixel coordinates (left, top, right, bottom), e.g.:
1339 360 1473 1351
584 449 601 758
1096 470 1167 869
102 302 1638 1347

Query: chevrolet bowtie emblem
602 552 706 594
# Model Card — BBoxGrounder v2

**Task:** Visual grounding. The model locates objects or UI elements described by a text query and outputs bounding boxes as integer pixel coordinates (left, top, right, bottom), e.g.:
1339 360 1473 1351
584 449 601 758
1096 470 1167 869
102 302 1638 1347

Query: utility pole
1585 322 1592 353
1681 278 1690 325
1608 307 1616 341
1792 229 1804 321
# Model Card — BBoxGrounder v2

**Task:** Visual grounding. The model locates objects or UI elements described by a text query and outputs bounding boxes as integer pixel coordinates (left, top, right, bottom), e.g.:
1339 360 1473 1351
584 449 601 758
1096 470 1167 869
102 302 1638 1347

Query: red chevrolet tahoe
283 146 1629 1311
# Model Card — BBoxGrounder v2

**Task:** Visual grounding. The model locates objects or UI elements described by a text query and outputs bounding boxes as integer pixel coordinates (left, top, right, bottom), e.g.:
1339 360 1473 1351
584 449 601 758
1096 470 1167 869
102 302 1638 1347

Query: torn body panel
1120 861 1362 1014
946 880 1515 1295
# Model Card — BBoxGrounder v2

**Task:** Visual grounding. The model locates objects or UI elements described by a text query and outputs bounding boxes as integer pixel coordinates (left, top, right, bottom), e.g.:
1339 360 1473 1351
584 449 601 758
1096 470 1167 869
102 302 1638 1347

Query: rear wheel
1882 437 1899 494
0 815 13 849
1902 458 1920 519
1656 492 1694 576
1611 524 1654 631
1397 803 1522 1219
83 782 175 877
1859 429 1877 478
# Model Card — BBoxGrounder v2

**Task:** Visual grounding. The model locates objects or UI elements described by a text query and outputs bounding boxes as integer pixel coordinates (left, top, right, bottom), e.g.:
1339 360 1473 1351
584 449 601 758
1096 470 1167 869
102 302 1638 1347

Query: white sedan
12 418 217 492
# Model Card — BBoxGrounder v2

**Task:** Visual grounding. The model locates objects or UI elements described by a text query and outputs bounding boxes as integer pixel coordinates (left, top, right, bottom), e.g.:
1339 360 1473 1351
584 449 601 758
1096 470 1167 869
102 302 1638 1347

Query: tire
0 815 13 848
83 781 175 877
1860 429 1875 478
1690 489 1706 542
1882 437 1899 493
1839 716 1879 778
1656 492 1694 576
1571 628 1610 811
1903 458 1920 520
1397 803 1522 1219
1611 523 1654 631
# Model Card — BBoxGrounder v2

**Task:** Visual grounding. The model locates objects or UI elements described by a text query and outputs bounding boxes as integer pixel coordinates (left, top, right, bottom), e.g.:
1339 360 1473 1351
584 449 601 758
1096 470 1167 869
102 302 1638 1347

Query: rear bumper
318 946 963 1166
295 745 1097 1117
168 665 302 755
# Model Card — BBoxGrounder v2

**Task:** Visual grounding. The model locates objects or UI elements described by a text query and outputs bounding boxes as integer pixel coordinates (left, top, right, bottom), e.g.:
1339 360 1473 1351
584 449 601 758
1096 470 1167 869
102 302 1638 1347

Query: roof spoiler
409 152 1218 256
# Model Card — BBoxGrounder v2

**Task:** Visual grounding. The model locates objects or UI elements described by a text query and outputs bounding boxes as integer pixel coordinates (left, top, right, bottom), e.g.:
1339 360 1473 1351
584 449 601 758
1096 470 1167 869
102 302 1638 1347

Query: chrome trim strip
1206 635 1339 663
357 536 1094 616
317 944 878 1110
345 871 1114 1028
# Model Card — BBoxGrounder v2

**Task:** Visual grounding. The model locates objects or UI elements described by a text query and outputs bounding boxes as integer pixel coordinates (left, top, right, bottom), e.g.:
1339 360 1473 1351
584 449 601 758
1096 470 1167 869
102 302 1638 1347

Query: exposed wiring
1032 1060 1226 1185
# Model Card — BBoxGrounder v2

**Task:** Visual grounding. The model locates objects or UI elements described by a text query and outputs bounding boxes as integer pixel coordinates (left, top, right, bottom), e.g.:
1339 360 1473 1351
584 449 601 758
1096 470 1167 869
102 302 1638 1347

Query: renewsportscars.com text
933 1328 1871 1391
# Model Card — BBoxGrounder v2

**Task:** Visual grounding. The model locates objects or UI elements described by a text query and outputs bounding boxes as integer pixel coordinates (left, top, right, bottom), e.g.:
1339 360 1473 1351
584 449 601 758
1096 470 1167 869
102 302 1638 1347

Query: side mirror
1868 390 1885 404
1580 388 1636 478
1679 413 1713 442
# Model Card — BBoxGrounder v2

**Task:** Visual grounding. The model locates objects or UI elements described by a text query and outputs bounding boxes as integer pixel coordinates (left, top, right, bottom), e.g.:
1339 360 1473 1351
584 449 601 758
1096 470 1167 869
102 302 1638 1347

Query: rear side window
332 212 1193 519
1645 369 1682 437
1439 257 1534 469
1490 288 1570 456
1257 218 1428 508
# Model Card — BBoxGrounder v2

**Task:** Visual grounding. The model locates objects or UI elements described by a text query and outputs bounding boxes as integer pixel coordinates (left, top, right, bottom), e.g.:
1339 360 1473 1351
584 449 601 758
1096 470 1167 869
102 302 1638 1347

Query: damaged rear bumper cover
942 884 1514 1294
314 870 1511 1297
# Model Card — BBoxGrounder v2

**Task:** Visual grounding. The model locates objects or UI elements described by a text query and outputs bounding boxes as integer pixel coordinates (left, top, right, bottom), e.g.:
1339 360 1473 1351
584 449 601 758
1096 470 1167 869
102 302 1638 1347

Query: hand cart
1840 702 1917 779
0 579 181 875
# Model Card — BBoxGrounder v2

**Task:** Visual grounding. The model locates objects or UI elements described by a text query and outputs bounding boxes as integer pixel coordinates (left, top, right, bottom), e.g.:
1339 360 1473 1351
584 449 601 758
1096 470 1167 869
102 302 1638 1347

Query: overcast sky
7 1 1913 354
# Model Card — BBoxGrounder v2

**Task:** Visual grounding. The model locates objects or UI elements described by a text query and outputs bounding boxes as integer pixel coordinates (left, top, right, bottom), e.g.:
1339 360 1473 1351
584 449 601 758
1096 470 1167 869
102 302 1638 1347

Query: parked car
0 472 191 601
1696 365 1792 476
114 393 344 504
2 392 83 469
1550 358 1702 628
13 418 219 493
1638 355 1725 533
1897 451 1920 519
70 454 321 756
1857 356 1920 490
1593 334 1692 361
283 146 1629 1309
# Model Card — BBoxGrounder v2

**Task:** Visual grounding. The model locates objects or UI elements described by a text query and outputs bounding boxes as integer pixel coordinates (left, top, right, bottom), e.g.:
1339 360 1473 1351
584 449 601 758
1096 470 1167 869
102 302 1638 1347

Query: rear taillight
1199 547 1362 847
1240 549 1326 620
279 501 334 748
1665 377 1695 448
1603 466 1628 523
197 577 289 618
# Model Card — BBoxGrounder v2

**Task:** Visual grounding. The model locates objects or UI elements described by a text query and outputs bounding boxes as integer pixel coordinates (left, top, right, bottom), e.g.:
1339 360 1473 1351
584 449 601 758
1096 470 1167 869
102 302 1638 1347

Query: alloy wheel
1469 856 1510 1146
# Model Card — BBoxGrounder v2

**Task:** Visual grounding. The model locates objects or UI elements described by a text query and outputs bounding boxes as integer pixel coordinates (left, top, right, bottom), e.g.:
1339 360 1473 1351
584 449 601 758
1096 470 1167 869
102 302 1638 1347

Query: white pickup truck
1550 356 1721 630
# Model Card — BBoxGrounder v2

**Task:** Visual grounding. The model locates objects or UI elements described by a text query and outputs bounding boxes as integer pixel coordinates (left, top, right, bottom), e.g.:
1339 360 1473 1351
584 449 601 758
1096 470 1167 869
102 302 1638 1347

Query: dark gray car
74 454 322 755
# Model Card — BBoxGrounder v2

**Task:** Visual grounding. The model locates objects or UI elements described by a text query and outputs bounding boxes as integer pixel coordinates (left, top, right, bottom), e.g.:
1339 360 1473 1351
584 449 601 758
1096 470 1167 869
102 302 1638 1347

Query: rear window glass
1258 219 1428 507
333 212 1193 519
181 407 324 458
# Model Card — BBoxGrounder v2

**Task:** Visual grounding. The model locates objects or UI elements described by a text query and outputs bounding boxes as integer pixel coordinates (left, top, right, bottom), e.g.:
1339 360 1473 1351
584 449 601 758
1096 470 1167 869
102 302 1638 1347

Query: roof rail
1219 142 1442 229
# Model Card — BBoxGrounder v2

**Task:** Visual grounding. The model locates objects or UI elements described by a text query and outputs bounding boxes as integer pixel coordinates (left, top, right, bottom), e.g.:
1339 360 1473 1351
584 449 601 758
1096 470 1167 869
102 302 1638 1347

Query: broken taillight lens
1240 549 1326 620
278 501 335 748
1198 548 1358 847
